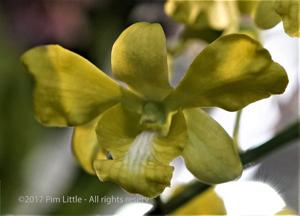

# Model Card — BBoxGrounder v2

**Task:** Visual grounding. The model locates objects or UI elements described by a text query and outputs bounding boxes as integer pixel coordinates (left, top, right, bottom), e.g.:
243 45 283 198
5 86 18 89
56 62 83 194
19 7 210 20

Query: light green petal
274 0 300 37
111 22 172 101
21 45 121 126
207 0 234 31
238 0 259 15
95 104 187 197
72 118 107 175
165 34 288 111
165 0 210 29
183 108 242 184
254 0 281 29
165 0 236 31
254 0 300 37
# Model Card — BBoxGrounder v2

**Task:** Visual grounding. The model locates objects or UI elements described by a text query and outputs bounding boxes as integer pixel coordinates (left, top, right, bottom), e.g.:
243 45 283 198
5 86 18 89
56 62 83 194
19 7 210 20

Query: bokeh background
0 0 298 215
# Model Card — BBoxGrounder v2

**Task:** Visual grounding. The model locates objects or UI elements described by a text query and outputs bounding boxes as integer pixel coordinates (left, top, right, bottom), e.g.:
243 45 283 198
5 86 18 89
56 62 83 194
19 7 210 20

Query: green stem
233 110 242 146
146 121 299 215
241 121 299 167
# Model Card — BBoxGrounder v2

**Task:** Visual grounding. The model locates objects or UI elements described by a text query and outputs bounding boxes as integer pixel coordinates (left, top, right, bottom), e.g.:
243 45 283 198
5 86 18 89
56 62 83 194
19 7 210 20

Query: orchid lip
124 131 155 174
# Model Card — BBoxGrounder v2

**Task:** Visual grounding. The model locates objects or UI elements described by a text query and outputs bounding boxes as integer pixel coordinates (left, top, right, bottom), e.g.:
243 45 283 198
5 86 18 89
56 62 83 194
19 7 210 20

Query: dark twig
146 121 299 215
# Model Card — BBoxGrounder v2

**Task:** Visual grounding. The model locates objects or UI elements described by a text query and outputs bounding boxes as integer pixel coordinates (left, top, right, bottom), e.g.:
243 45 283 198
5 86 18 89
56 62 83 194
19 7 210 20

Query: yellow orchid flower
254 0 300 37
164 0 259 47
165 0 299 38
21 22 288 197
165 0 239 33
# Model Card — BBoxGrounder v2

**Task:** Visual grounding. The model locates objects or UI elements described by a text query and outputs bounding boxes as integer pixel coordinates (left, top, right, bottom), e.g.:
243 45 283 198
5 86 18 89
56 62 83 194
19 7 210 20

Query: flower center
139 102 173 136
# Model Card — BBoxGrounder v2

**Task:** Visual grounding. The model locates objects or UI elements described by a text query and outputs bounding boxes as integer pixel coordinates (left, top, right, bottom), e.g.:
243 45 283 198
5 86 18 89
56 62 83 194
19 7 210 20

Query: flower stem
233 110 242 145
146 121 299 215
240 121 299 167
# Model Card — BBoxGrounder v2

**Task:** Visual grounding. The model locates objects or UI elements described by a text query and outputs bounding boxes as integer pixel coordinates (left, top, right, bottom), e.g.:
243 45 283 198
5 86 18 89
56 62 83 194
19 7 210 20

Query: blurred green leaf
0 14 41 213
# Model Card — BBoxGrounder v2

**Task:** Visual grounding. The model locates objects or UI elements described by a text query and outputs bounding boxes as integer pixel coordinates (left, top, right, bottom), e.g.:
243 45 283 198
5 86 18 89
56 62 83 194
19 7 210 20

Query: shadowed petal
72 118 107 174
